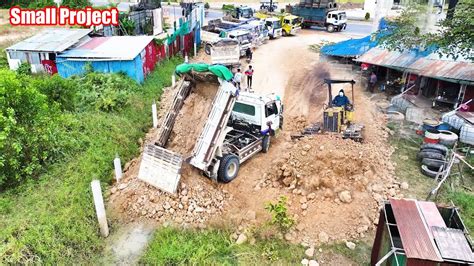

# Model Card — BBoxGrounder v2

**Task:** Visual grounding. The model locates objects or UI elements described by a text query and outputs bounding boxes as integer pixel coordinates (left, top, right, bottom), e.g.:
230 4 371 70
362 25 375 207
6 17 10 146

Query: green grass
141 227 305 265
0 57 182 264
322 240 372 265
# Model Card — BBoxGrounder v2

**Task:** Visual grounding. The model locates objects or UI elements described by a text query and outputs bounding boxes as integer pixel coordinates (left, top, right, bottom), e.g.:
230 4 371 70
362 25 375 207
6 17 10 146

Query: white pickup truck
138 67 283 193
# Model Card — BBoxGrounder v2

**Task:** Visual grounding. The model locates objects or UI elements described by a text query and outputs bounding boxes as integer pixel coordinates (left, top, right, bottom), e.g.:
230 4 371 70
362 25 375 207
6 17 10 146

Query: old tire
420 143 448 155
421 164 445 179
417 151 445 161
421 158 447 170
262 135 271 153
327 24 335 33
205 44 212 55
218 154 240 183
438 130 458 146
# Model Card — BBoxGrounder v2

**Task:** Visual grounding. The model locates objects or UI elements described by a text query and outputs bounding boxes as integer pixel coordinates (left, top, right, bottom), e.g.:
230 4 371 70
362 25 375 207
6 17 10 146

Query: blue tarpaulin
320 19 388 58
320 35 378 57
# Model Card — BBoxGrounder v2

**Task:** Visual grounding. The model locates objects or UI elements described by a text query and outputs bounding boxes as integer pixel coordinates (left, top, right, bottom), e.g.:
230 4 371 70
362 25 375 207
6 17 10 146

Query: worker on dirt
245 65 254 90
233 68 242 90
245 47 253 62
332 89 351 107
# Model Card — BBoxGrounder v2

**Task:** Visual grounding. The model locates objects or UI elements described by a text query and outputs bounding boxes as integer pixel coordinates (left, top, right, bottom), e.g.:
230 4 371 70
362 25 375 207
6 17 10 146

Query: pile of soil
108 82 226 228
167 82 218 156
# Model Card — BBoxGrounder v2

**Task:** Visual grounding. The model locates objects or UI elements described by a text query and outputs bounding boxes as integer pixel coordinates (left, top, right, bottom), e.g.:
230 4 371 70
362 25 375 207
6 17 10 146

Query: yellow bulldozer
323 79 364 142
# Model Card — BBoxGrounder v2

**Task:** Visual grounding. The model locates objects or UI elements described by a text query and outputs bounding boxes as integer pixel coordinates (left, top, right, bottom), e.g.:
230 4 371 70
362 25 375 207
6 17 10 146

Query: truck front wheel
218 154 240 183
262 135 271 153
327 24 335 32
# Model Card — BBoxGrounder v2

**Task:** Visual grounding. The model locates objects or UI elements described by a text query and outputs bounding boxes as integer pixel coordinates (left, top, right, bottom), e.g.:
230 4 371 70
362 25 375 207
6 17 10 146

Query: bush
204 2 210 9
75 72 139 112
27 0 55 8
265 196 295 234
365 12 370 20
0 69 75 189
31 75 78 111
60 0 91 8
16 62 31 75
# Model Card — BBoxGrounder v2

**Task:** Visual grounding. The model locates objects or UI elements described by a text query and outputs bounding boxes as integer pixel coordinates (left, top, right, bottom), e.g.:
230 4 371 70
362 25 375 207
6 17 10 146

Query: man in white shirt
233 68 242 90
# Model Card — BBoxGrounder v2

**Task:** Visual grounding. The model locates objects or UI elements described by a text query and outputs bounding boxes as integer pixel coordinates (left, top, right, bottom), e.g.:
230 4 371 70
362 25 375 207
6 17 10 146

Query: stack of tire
417 143 448 178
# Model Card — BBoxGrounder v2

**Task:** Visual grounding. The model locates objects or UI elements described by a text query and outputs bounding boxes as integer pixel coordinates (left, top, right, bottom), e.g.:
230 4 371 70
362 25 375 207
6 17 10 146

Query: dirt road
109 29 400 250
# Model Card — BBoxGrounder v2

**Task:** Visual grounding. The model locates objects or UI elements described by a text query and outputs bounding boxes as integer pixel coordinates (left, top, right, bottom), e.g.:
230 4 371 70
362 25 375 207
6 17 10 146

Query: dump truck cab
260 17 282 38
232 92 283 132
230 6 254 20
280 14 302 35
325 10 347 32
227 29 253 56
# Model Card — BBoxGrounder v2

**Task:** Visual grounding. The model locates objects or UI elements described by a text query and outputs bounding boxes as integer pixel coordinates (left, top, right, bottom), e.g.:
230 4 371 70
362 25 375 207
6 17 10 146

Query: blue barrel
437 123 451 131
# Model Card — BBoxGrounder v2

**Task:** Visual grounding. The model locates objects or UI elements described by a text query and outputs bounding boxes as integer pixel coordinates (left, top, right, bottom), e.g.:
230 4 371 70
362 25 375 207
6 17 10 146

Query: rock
296 223 305 231
303 144 312 151
194 207 205 213
236 233 247 245
285 233 294 241
118 183 128 190
338 190 352 203
305 247 315 257
345 241 356 250
301 258 309 265
400 155 409 161
299 197 307 204
301 203 308 210
231 233 239 240
309 260 319 266
110 187 117 194
307 193 316 200
318 231 329 243
245 210 256 221
400 182 409 190
163 202 171 210
319 146 324 151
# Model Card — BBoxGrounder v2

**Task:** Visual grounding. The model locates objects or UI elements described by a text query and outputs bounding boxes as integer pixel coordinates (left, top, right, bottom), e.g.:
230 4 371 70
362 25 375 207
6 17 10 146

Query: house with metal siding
56 36 157 83
5 29 92 74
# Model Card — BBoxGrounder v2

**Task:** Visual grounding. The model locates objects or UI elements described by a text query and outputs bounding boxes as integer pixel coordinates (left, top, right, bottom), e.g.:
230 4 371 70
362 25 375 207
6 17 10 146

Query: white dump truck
138 65 283 193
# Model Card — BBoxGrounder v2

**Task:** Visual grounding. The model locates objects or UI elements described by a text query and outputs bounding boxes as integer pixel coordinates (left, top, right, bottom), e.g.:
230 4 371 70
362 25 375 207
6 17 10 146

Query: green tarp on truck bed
175 63 234 81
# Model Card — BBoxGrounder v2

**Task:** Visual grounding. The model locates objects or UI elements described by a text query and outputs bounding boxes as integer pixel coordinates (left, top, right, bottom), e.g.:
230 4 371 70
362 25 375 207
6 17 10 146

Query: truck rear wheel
327 24 335 33
262 135 271 153
205 44 212 55
218 154 240 183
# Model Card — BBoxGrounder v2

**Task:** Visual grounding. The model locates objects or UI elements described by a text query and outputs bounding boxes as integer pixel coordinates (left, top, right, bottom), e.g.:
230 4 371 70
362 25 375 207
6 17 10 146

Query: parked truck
201 22 253 56
138 64 283 193
287 5 347 32
224 5 255 21
210 39 240 66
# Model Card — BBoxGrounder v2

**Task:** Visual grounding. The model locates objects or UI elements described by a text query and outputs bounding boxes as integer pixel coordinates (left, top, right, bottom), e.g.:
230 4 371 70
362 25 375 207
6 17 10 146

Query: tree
377 0 474 60
60 0 92 8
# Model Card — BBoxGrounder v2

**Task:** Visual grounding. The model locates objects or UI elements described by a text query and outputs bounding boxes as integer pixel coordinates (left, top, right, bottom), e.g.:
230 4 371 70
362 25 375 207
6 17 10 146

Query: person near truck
332 89 351 107
233 68 242 90
245 65 254 89
245 47 253 62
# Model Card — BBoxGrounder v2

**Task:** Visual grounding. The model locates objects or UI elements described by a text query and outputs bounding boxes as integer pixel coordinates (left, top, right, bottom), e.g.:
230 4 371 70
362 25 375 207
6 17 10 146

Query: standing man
368 71 377 92
245 65 254 90
245 47 253 62
233 68 242 90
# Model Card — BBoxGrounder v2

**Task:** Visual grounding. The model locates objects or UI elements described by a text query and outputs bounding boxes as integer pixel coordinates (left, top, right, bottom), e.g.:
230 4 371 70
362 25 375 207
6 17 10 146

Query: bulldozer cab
322 79 363 141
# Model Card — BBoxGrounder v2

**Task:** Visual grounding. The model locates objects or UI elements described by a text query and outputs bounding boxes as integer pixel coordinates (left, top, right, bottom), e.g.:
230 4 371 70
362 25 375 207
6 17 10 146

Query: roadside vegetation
0 57 182 263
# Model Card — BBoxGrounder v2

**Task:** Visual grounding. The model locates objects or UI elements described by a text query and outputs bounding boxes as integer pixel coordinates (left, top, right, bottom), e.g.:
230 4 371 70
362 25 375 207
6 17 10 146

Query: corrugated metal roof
390 199 443 262
57 36 154 61
432 227 474 263
6 29 92 52
408 58 474 83
354 47 422 69
418 201 447 229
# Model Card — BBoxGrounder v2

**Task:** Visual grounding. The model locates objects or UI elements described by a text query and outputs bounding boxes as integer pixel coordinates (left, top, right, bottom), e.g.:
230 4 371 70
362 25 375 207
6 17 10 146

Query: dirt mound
167 82 218 156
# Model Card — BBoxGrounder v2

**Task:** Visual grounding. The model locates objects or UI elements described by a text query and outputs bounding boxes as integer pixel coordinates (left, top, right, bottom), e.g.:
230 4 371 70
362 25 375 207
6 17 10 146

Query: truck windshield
233 102 255 116
241 9 253 18
291 18 302 25
338 13 347 20
273 21 282 28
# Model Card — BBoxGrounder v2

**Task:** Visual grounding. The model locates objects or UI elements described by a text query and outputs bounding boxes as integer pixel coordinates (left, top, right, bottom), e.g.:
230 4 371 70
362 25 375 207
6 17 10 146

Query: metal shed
371 199 474 266
56 36 158 83
5 29 92 74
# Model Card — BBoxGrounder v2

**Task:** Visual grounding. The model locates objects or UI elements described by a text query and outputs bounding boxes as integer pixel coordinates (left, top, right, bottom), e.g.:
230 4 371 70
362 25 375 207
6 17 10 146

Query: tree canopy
377 0 474 61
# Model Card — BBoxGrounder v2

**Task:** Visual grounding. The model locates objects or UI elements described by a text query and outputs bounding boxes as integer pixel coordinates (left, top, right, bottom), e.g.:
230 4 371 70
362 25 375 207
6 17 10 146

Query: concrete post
152 100 158 128
185 55 189 63
194 43 197 57
172 74 176 86
91 180 109 237
113 154 122 181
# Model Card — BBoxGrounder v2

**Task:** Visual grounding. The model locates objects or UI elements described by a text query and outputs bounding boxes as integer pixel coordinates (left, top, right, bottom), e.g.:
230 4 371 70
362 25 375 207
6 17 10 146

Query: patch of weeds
309 41 335 53
265 195 295 234
322 240 372 265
